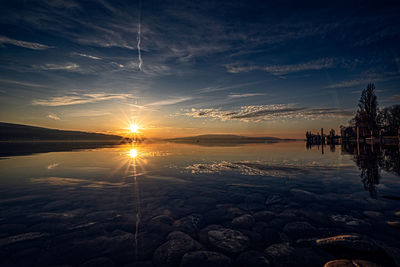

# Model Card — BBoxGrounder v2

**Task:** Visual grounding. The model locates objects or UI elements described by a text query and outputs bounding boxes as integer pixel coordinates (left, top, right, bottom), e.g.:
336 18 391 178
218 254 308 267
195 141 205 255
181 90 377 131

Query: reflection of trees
342 143 400 198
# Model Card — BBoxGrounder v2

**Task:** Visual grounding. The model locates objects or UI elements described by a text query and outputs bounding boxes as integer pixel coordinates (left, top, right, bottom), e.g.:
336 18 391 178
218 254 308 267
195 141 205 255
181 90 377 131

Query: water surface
0 141 399 266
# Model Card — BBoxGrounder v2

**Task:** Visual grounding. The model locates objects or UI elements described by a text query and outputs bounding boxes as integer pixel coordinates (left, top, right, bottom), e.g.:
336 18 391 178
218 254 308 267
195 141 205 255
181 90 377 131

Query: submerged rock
386 221 400 229
315 234 379 252
324 259 383 267
253 211 276 222
173 214 204 236
208 228 250 254
236 250 270 267
264 243 332 267
153 231 202 267
180 251 232 267
232 214 255 229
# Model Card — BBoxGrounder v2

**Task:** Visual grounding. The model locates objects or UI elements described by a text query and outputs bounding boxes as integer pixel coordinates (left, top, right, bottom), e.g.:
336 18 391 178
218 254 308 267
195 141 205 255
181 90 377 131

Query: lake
0 141 399 266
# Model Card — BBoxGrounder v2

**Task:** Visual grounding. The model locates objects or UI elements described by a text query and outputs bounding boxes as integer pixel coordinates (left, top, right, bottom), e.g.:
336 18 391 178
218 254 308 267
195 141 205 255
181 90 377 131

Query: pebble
324 259 383 267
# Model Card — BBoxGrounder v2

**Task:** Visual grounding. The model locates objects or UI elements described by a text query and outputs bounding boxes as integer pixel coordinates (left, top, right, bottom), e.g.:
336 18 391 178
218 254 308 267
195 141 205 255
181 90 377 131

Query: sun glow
129 148 138 158
130 124 139 133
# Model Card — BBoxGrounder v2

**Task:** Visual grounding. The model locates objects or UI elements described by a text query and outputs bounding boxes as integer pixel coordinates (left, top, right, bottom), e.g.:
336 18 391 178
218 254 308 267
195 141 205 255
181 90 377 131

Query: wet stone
148 215 174 235
315 234 380 253
236 250 271 267
245 193 265 211
180 250 233 267
283 221 318 239
173 214 204 237
386 221 400 229
265 243 332 267
208 228 250 254
395 211 400 218
153 231 202 267
80 257 115 267
324 259 383 267
232 214 255 229
265 195 286 207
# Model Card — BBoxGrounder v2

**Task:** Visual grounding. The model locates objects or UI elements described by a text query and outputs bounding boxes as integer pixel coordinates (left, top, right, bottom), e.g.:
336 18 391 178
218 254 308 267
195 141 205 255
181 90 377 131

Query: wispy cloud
228 93 265 98
38 63 80 71
226 58 334 75
32 92 134 106
182 104 353 122
47 114 60 120
0 35 53 50
0 79 45 88
71 52 101 60
147 97 192 106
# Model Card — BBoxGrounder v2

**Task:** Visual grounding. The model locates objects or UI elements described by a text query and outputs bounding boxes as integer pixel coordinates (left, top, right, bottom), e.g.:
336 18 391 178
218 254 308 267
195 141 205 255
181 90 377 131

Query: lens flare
130 124 139 133
129 148 138 158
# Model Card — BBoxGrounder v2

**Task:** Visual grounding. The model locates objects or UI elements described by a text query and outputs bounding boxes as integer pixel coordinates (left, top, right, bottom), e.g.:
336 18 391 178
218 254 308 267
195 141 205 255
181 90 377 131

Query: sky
0 0 399 138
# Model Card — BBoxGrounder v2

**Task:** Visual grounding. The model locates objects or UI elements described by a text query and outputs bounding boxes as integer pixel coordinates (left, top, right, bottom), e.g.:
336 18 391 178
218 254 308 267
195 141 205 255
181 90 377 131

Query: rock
232 214 255 229
204 206 245 224
253 211 276 222
324 259 383 267
395 211 400 218
180 251 233 267
290 189 316 202
236 250 271 267
173 214 204 236
315 234 379 252
387 221 400 229
153 231 202 267
282 221 318 239
80 257 115 267
208 228 250 254
363 211 383 219
265 243 332 267
264 242 295 260
265 195 285 207
330 214 368 226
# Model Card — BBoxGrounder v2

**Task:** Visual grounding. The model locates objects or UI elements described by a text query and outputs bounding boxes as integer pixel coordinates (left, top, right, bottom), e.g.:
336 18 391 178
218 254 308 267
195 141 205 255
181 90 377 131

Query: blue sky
0 0 399 138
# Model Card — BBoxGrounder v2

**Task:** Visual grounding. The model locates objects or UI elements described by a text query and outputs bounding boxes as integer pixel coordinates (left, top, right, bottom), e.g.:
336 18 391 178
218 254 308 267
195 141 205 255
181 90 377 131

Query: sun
129 124 139 133
129 148 138 158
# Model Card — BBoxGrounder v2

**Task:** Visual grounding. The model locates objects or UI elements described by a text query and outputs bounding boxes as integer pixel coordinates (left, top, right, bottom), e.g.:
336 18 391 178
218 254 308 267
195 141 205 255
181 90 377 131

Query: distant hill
167 134 293 145
0 122 122 141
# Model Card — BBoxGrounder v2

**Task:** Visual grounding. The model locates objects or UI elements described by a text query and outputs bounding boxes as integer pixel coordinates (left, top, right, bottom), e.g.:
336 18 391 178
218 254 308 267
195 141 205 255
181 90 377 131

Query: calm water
0 141 399 266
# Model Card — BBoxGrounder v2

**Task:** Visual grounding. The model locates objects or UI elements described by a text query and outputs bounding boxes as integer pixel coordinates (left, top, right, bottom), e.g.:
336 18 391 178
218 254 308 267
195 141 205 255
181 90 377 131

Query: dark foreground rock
236 250 270 267
207 228 250 254
324 259 383 267
180 250 232 267
153 231 202 267
232 214 255 229
264 243 332 267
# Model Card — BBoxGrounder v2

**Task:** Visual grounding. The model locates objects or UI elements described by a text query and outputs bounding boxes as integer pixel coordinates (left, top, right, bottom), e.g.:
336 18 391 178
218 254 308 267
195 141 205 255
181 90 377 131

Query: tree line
346 83 400 138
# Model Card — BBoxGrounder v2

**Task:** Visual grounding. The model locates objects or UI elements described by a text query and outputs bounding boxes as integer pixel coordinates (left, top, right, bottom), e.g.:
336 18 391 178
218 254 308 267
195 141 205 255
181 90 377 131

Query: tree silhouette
352 83 378 136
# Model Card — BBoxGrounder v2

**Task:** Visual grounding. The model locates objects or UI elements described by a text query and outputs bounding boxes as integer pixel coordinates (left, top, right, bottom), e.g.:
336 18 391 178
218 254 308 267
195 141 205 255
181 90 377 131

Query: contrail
137 1 143 71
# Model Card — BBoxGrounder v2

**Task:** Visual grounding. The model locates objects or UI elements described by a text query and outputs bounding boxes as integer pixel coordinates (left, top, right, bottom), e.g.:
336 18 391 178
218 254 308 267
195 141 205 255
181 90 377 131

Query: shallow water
0 141 399 266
